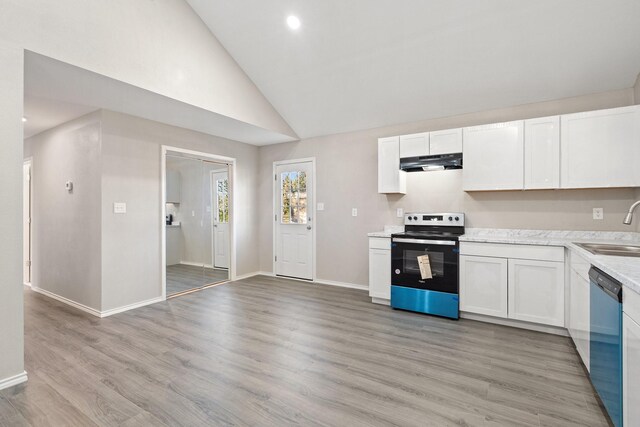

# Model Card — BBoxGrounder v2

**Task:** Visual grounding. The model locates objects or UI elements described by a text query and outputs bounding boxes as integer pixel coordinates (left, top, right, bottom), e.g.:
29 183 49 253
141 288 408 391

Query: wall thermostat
65 181 73 192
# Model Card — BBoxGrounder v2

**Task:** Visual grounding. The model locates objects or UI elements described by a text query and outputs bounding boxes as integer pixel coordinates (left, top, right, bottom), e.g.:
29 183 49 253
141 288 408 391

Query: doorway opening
162 147 235 298
273 158 316 281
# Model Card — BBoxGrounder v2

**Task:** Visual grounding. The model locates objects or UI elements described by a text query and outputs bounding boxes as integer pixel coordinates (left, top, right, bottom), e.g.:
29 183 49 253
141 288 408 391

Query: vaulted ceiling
187 0 640 139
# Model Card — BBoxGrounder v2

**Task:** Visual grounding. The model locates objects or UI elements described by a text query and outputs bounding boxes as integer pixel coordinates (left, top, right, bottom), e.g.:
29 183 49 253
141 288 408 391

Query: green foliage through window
281 171 307 224
216 178 229 223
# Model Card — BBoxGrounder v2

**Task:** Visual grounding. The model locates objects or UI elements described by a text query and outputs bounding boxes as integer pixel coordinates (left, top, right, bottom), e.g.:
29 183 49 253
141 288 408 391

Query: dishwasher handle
589 267 622 303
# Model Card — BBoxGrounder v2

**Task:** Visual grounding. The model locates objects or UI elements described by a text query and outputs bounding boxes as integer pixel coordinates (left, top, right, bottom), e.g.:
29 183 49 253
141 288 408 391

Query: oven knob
455 216 460 221
448 216 453 221
413 216 418 221
407 216 412 221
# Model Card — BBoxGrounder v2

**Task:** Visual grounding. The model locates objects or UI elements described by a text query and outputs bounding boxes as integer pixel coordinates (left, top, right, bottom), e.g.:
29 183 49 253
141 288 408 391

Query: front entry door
212 170 229 269
275 161 313 280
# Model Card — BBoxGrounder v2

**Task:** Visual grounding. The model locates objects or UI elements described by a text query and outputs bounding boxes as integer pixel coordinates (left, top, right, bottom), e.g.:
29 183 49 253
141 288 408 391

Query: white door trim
272 157 317 281
23 157 32 286
161 146 237 300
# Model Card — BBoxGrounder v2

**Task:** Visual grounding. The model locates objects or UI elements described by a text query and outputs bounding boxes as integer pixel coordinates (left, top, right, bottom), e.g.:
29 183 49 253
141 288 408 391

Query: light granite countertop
461 228 640 296
367 225 404 238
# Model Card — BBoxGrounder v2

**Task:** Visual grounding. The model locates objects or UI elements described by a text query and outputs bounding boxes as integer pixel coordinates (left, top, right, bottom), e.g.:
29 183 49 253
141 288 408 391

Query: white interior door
275 161 314 280
23 161 31 284
211 170 229 269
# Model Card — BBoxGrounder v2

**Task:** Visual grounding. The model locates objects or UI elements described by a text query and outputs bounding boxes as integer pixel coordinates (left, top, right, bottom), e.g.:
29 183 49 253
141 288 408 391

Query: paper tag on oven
417 254 432 280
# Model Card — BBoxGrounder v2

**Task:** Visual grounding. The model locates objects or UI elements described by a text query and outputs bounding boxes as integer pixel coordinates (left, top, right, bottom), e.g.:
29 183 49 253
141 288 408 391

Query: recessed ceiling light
22 117 27 123
287 15 301 30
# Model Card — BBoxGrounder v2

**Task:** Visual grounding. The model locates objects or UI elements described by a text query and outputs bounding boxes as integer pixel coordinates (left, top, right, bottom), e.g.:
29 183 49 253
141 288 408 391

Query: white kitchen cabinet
166 170 181 203
561 105 640 189
569 268 590 371
508 258 564 327
462 121 524 191
460 255 508 318
624 312 640 426
429 128 463 155
399 132 429 158
369 237 391 302
524 116 560 189
378 137 407 194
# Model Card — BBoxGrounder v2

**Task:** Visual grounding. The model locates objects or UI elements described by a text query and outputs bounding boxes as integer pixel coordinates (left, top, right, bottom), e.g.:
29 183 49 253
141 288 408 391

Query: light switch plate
352 208 358 217
397 208 404 218
113 202 127 214
317 202 325 211
593 208 603 220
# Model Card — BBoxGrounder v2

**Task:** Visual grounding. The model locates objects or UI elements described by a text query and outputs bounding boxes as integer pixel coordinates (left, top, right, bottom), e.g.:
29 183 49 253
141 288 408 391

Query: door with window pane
275 161 313 280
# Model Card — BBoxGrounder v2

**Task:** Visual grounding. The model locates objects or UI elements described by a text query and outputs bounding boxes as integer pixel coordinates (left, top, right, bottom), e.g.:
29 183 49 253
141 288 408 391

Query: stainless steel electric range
390 213 464 319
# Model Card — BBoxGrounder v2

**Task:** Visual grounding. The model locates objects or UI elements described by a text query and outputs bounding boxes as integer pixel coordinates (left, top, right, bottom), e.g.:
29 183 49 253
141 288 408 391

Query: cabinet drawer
460 242 564 262
369 237 390 250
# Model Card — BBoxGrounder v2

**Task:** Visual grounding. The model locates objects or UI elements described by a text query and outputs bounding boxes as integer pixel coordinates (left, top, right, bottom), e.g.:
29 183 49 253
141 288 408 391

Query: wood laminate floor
166 264 228 295
1 276 609 426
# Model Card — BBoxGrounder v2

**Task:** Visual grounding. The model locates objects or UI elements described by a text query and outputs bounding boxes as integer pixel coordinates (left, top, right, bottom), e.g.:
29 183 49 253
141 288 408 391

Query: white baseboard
0 371 28 391
179 261 214 269
23 282 31 287
243 271 368 291
31 286 164 318
100 296 165 318
233 271 263 281
372 297 390 306
460 312 569 336
31 286 102 317
313 278 368 291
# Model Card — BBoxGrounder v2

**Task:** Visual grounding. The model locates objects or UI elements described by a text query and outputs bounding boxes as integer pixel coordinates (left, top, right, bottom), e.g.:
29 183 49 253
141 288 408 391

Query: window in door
216 178 229 223
281 171 307 224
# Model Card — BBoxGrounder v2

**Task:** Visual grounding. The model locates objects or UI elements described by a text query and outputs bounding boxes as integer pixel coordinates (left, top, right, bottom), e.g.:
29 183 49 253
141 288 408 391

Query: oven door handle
392 238 456 246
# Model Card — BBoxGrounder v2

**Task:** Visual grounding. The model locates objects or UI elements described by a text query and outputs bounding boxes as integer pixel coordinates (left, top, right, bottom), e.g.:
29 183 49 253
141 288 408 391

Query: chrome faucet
623 200 640 225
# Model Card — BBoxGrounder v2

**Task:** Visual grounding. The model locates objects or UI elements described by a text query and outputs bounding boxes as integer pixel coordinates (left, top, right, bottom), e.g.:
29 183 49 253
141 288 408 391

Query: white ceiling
187 0 640 139
24 52 297 145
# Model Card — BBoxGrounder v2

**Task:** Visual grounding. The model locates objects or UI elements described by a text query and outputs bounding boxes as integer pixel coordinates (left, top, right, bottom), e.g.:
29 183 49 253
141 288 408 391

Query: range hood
400 153 463 172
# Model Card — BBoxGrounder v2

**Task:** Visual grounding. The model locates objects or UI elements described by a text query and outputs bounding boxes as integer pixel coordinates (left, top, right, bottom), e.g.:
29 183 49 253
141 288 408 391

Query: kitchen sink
574 242 640 257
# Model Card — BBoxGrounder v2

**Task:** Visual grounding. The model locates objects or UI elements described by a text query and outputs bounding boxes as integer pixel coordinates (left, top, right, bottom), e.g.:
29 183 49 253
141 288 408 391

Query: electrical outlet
317 202 324 211
396 208 404 218
352 208 358 217
593 208 604 220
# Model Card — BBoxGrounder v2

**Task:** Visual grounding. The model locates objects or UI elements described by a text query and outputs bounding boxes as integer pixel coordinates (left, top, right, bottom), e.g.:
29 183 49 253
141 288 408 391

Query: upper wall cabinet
561 105 640 189
399 132 429 158
462 121 524 191
166 170 181 203
429 128 463 155
378 137 407 194
524 116 560 190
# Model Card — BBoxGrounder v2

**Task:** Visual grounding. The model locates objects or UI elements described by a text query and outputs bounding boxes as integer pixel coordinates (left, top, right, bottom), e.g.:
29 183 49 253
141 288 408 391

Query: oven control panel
404 213 465 226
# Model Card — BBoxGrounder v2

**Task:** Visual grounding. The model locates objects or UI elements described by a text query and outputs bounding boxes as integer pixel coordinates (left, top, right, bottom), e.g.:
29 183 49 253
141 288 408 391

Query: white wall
99 110 259 311
259 88 638 287
0 42 25 386
25 112 103 311
0 0 294 138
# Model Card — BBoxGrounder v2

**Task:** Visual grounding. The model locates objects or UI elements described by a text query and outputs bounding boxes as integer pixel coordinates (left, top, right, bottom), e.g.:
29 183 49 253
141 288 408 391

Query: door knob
307 225 312 230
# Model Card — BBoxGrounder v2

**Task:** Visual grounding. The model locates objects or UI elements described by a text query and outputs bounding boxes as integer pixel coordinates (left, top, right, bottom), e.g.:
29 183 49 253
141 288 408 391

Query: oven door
391 238 459 294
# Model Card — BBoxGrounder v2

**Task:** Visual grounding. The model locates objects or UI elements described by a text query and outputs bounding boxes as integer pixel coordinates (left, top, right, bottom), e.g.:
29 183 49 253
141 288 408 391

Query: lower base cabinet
569 268 590 371
459 243 565 328
369 237 391 301
508 258 565 327
460 255 508 317
624 312 640 426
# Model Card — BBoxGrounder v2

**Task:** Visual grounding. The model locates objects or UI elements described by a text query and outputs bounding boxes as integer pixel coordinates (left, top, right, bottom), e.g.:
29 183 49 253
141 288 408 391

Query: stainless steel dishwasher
589 267 623 427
